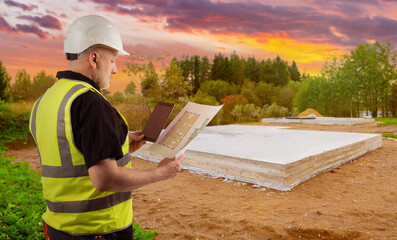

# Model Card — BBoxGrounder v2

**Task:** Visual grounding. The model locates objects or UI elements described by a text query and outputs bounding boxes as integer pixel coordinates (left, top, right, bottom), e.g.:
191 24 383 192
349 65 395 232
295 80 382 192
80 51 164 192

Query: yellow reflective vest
29 79 132 235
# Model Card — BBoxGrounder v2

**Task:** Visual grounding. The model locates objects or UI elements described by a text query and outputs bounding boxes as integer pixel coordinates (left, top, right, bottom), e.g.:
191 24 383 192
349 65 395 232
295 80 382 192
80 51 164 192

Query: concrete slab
261 117 375 125
133 125 382 191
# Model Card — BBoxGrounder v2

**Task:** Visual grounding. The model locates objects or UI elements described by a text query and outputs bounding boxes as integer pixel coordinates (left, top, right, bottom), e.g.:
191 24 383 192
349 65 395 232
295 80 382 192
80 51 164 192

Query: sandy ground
4 123 397 240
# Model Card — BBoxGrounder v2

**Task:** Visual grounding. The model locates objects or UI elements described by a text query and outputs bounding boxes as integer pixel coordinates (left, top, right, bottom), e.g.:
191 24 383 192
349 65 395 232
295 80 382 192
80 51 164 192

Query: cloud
0 16 16 34
17 15 62 30
4 0 38 11
84 0 397 48
331 15 397 46
15 24 48 39
0 16 49 39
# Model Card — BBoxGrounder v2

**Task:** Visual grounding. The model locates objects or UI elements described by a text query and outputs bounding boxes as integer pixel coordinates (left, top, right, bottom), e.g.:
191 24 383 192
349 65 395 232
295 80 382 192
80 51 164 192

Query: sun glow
240 34 346 64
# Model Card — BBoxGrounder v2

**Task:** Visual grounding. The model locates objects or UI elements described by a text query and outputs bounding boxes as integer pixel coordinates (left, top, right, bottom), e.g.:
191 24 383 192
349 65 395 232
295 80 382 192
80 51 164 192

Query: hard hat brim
118 48 130 56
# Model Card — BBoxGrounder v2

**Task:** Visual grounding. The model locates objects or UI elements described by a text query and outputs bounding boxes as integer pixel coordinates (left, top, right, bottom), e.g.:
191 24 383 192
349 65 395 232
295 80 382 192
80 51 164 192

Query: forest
1 41 396 135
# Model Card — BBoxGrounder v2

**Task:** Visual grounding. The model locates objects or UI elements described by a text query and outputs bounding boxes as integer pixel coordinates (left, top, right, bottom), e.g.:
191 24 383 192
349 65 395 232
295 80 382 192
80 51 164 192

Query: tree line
130 52 302 101
123 52 303 123
1 40 396 123
0 64 56 103
293 41 397 118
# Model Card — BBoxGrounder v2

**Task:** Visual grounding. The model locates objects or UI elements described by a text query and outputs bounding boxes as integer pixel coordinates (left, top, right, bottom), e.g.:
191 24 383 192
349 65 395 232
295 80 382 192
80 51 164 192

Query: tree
191 55 201 94
347 41 396 117
228 51 245 86
178 55 193 83
241 79 260 106
276 85 295 110
389 80 397 117
255 82 275 107
221 95 248 112
199 80 238 102
31 71 56 99
124 80 136 97
293 76 326 114
289 61 301 82
293 41 397 117
10 69 32 101
140 61 160 99
273 56 291 86
211 53 230 81
244 57 261 83
0 61 11 102
162 58 191 100
199 56 211 83
125 60 160 99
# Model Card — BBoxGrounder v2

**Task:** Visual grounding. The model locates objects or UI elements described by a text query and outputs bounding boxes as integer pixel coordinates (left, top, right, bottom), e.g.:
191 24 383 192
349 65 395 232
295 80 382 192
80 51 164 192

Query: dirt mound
298 108 323 117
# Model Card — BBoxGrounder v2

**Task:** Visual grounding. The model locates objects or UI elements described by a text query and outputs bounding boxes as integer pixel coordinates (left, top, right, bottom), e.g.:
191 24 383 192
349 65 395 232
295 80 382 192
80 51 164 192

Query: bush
231 103 263 123
0 154 46 240
243 103 262 122
0 101 31 151
190 90 218 106
230 104 244 122
199 80 239 102
263 103 289 118
221 95 248 124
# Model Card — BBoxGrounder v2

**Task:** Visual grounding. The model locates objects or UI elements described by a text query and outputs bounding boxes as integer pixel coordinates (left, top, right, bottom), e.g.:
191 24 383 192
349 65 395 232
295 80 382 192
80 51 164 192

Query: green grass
0 153 46 240
0 152 157 240
133 222 157 240
382 133 397 139
375 118 397 125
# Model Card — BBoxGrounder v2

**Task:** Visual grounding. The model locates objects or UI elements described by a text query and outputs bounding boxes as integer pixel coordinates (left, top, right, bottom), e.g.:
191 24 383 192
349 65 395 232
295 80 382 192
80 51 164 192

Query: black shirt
56 71 128 169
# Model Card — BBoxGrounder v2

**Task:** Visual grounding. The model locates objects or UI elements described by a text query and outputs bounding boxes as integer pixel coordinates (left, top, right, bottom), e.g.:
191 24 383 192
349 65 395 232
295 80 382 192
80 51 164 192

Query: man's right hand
156 154 185 180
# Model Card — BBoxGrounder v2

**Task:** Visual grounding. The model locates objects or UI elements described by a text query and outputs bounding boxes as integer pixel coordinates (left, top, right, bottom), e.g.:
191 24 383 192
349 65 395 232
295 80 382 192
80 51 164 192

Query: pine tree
289 61 301 82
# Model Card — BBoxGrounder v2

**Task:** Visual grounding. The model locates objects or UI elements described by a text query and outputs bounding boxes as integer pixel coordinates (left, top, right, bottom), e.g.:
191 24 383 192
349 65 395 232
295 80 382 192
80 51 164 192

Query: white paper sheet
148 102 223 158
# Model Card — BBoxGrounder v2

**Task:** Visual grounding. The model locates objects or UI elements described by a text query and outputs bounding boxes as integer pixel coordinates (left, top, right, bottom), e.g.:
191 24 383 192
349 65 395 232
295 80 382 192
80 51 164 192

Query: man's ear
89 51 98 68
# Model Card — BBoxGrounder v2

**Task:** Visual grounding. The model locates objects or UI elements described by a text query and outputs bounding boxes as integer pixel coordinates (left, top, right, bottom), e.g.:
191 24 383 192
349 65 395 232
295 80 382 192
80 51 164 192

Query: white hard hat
64 15 129 60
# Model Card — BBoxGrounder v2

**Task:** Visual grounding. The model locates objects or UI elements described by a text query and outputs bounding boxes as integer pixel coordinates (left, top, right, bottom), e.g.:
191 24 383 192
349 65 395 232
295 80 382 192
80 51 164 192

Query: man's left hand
129 131 146 153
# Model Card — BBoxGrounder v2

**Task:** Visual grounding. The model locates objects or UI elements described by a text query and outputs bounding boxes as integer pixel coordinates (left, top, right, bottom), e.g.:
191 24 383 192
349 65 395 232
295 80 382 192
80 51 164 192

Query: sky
1 0 397 92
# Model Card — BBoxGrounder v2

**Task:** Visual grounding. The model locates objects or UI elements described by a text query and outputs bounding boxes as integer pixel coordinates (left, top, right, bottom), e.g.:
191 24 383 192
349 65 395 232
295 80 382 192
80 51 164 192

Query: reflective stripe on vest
45 191 132 213
29 79 132 234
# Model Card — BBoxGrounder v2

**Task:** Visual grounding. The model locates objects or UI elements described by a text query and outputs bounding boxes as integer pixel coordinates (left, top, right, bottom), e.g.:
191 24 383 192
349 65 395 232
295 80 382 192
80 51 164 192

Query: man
29 15 185 240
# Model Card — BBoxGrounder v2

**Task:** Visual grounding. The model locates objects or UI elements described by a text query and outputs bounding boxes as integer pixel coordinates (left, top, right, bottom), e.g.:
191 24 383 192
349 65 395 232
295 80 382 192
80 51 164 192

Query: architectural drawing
148 102 223 158
159 111 199 149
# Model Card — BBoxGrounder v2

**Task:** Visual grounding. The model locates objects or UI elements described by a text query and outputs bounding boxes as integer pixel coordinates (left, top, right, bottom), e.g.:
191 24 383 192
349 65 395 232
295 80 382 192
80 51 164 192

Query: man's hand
156 154 185 180
129 131 146 153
